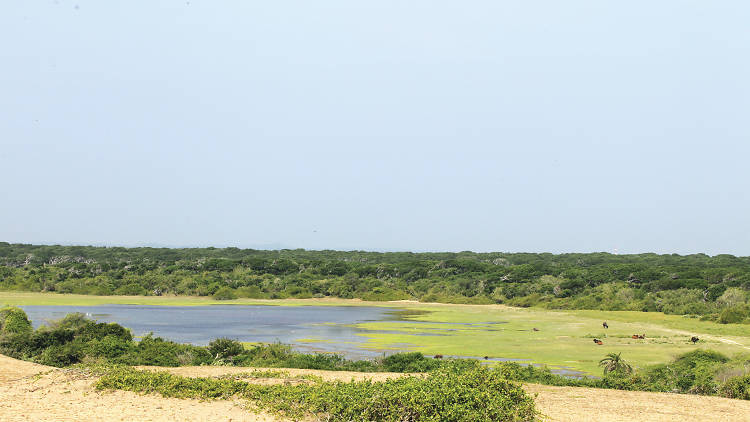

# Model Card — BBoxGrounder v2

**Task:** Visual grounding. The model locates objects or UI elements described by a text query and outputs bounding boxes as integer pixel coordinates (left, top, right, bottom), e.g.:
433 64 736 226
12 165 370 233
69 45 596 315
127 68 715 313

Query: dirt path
3 355 750 421
642 324 750 351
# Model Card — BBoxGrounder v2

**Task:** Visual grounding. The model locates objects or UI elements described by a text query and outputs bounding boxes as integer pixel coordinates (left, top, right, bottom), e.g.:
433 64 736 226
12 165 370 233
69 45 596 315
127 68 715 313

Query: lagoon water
20 304 587 376
20 304 400 358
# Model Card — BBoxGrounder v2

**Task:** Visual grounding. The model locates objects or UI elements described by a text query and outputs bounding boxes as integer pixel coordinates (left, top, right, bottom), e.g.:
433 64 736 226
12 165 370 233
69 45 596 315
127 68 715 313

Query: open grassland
3 292 750 375
351 304 750 374
3 354 750 422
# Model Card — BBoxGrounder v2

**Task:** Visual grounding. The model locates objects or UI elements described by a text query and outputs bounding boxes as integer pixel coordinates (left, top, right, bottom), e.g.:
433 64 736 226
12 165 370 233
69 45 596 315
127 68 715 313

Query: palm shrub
599 353 632 376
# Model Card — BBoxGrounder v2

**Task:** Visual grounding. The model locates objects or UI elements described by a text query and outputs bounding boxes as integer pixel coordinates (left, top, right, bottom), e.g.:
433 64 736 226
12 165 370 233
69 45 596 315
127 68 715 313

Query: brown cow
632 335 640 339
434 354 444 359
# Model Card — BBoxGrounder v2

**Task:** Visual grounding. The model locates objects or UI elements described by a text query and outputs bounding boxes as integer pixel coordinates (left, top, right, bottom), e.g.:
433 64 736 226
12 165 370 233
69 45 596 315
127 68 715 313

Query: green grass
352 305 750 374
4 292 750 375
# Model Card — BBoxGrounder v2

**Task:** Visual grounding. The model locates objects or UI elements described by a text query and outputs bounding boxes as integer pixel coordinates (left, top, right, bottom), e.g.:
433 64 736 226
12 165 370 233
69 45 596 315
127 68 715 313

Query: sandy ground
138 364 407 383
3 354 750 421
0 355 278 422
524 384 750 422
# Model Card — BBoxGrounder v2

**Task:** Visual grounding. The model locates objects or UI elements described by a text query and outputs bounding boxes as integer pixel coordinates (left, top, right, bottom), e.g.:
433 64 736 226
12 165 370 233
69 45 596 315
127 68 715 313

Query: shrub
96 362 538 421
36 342 84 367
85 335 133 359
0 307 33 335
235 286 266 298
382 352 441 372
719 375 750 399
212 287 237 300
718 307 747 324
208 338 244 360
49 312 90 330
114 283 148 296
123 334 212 366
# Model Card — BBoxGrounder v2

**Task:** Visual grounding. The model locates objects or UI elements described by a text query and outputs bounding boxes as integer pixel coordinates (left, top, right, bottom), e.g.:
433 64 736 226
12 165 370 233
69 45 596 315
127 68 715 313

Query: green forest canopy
1 243 749 322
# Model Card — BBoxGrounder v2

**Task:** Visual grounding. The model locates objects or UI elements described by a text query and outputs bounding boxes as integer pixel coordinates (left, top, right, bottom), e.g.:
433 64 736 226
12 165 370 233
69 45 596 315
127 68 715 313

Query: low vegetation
95 362 538 422
2 243 750 321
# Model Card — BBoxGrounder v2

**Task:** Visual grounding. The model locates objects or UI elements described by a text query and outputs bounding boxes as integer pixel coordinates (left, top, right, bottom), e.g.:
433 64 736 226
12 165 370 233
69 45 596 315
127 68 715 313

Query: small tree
599 352 632 375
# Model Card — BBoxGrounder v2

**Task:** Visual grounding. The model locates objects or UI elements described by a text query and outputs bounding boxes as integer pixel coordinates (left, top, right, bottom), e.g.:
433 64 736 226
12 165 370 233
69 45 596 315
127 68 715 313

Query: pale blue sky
2 1 748 255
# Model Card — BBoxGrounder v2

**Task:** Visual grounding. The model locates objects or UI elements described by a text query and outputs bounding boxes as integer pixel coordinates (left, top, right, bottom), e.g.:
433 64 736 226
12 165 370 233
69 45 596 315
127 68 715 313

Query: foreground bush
0 307 33 335
719 375 750 399
96 362 538 422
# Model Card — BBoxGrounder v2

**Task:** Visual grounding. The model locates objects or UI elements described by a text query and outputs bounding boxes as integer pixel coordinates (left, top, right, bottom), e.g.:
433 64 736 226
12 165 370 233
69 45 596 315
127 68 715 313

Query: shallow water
20 304 587 376
20 304 397 358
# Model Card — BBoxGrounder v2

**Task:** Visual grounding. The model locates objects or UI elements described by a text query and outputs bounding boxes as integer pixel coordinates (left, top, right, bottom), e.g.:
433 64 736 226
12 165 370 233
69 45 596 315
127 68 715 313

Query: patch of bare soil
525 383 750 422
0 355 283 421
139 365 407 383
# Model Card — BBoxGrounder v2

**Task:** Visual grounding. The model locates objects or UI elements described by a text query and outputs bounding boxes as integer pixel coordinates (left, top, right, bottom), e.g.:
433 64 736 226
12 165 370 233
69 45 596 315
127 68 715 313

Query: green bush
36 342 84 366
720 375 750 399
382 352 441 372
0 307 33 335
123 334 212 366
85 335 133 359
235 286 266 298
96 362 538 421
208 338 244 360
212 287 237 300
718 307 747 324
114 283 148 296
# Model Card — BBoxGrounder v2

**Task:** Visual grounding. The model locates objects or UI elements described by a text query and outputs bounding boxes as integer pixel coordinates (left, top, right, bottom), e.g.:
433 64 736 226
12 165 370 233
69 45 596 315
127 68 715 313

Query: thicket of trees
2 243 750 321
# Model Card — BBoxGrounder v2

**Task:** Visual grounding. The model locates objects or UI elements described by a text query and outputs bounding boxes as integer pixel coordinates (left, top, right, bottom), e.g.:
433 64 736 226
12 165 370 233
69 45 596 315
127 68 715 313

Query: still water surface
20 304 586 376
21 304 397 358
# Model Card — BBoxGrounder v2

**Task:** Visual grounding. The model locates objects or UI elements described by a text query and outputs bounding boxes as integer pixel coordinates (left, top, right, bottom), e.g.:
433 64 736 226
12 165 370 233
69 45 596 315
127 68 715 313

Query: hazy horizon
4 240 748 258
3 1 749 256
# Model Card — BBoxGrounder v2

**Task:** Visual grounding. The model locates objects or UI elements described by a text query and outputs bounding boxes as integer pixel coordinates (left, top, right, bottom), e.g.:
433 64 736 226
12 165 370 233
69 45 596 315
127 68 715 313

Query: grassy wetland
4 291 750 375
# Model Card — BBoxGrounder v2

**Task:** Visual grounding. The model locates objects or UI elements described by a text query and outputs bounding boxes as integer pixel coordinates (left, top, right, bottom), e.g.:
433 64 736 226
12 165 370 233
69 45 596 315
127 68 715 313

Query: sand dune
2 354 750 421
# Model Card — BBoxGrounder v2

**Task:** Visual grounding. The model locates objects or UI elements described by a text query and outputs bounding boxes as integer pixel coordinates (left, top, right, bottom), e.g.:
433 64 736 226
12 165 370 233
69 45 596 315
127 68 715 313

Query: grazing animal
639 334 645 339
691 336 699 344
595 340 603 345
484 356 489 360
434 354 444 359
632 335 640 339
603 322 609 329
533 328 539 331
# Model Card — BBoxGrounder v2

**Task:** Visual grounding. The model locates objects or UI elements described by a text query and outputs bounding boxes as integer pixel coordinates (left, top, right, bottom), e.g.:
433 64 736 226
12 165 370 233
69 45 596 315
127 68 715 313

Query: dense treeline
2 243 750 321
